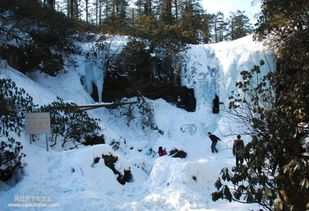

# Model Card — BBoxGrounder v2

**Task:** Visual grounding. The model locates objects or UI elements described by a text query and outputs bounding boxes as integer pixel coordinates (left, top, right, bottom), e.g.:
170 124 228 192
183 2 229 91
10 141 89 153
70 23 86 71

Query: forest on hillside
0 0 252 111
21 0 253 43
0 0 254 76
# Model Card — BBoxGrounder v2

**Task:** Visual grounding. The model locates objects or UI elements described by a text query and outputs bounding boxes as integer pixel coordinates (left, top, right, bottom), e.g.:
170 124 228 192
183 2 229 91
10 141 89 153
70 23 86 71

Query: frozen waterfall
181 35 276 111
82 53 105 102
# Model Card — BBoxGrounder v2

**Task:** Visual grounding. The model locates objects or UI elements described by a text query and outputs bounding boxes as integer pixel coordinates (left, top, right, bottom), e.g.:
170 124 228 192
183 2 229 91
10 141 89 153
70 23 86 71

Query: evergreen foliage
0 78 35 137
130 0 212 46
100 0 130 34
212 64 278 209
114 39 152 86
0 78 33 182
133 14 187 55
212 0 309 210
228 10 252 40
179 0 210 44
0 137 25 182
112 37 180 86
39 98 102 149
211 12 228 42
0 0 82 76
256 1 309 209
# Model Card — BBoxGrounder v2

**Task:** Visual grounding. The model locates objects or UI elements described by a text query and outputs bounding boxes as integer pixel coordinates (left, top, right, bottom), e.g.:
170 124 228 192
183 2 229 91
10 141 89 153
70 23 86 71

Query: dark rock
117 169 133 185
93 157 100 164
101 154 133 185
103 73 196 112
0 168 15 182
83 135 105 146
101 154 119 175
169 148 187 158
141 85 196 112
91 83 99 102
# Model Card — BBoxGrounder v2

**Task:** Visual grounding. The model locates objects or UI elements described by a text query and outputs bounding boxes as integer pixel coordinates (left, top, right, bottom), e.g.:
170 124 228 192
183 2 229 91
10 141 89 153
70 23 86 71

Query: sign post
25 112 51 151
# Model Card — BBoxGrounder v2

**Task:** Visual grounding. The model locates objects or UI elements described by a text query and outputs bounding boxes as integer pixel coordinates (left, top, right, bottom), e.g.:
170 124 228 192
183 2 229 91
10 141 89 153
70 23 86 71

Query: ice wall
77 36 128 102
181 35 276 110
83 53 105 102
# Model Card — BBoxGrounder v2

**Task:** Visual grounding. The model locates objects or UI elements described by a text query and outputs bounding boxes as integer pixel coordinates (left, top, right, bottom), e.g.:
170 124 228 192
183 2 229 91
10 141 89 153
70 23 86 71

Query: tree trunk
174 0 178 20
85 0 89 22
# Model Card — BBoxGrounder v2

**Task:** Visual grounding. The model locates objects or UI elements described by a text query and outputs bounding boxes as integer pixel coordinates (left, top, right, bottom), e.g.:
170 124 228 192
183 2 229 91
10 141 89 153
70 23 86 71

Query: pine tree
0 78 33 182
160 0 174 25
228 10 252 40
179 0 208 44
39 98 102 149
199 12 212 44
65 0 82 19
211 12 228 42
85 0 89 22
101 0 129 34
43 0 55 9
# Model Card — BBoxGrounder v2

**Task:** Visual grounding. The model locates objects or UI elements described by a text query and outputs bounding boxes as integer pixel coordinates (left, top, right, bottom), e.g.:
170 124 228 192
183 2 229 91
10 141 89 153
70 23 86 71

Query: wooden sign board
25 112 51 135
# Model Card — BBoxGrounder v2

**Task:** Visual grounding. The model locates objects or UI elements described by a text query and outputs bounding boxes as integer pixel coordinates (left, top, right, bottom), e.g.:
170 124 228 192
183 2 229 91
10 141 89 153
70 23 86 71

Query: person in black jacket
208 132 221 153
212 95 220 113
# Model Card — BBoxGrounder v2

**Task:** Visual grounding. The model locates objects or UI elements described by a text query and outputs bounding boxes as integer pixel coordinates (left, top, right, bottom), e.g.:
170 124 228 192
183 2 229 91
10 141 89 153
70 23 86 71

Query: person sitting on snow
158 146 168 157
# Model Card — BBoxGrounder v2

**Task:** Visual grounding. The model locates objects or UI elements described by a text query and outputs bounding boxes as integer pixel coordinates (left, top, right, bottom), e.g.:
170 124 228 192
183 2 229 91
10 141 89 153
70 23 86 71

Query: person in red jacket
158 146 167 157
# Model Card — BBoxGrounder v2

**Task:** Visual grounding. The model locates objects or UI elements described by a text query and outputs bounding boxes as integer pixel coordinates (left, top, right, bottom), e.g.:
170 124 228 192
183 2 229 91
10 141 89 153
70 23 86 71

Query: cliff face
80 35 276 114
101 73 196 112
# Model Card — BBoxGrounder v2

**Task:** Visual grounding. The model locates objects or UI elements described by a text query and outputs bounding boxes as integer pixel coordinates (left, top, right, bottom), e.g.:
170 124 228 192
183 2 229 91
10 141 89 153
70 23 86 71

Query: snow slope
0 35 275 211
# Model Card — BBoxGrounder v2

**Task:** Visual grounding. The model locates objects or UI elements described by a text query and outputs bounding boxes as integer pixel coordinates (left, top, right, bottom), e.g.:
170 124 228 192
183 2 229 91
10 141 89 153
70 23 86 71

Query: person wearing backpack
233 135 245 167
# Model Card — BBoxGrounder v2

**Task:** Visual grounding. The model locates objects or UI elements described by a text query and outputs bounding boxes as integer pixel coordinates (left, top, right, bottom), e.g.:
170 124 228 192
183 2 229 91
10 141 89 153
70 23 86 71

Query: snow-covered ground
0 35 276 210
